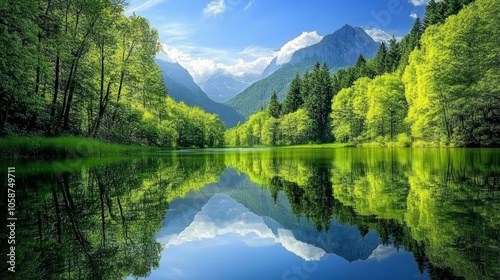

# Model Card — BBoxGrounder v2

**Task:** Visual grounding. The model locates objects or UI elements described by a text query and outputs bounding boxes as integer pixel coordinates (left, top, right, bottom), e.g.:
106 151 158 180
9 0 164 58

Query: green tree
282 73 303 115
331 77 371 143
386 36 401 73
399 17 423 71
268 91 281 118
262 117 280 145
403 0 500 146
365 74 407 141
0 0 40 134
304 63 333 143
372 42 388 75
280 109 312 145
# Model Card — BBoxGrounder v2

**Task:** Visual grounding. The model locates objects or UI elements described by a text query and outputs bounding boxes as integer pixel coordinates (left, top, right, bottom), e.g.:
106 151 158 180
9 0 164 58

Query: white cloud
244 0 253 10
408 0 443 6
368 245 398 261
274 31 323 65
364 28 393 43
125 0 165 15
410 12 418 19
220 56 274 77
203 0 226 17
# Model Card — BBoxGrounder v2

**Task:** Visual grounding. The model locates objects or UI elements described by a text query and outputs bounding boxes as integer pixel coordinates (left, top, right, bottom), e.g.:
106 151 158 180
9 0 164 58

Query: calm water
1 148 499 280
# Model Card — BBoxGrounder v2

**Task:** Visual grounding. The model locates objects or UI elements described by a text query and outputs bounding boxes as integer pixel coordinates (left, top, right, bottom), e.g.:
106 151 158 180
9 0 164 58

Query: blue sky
125 0 430 82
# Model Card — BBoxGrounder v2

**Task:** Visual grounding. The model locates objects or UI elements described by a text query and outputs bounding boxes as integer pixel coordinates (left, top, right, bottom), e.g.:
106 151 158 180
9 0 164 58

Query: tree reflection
6 155 226 279
227 148 500 280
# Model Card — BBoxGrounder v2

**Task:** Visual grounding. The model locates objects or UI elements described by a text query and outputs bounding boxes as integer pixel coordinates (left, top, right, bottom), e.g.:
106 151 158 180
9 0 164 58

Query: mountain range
156 24 379 125
224 24 380 118
155 59 245 127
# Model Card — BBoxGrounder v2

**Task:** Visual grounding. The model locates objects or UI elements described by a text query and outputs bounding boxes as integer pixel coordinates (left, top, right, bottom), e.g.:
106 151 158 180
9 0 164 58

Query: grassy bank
0 137 160 158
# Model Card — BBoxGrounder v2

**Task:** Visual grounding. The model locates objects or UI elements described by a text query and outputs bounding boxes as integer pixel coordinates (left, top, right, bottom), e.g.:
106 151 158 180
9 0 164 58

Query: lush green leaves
403 0 500 146
0 0 225 148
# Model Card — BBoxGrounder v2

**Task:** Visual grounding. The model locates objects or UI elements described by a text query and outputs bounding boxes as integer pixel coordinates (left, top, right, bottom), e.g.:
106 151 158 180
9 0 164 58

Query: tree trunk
50 53 60 133
0 90 14 134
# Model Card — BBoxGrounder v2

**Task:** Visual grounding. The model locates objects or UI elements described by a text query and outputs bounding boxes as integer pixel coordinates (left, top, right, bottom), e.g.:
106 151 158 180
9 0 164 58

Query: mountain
156 59 245 127
200 72 259 102
261 57 280 78
225 24 380 118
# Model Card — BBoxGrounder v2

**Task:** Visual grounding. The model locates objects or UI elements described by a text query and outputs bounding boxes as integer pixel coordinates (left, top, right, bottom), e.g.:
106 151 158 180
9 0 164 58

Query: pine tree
282 73 303 115
398 17 423 70
373 42 388 75
445 0 463 17
304 63 333 143
354 54 374 79
386 36 401 73
424 0 446 28
268 91 281 118
300 71 311 102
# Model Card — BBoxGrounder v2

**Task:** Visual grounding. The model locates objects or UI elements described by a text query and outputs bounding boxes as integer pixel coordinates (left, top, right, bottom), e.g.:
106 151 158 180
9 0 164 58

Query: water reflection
1 148 498 280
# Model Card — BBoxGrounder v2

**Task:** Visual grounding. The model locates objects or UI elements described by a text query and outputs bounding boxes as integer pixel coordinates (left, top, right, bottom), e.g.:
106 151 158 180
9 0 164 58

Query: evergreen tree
424 0 445 28
445 0 463 17
372 42 388 75
268 91 281 118
282 73 303 115
300 71 312 102
398 17 423 70
354 54 375 79
386 36 401 72
304 63 333 143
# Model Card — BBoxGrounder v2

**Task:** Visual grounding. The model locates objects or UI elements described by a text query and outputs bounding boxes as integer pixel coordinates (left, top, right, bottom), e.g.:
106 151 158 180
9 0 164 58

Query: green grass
0 137 159 158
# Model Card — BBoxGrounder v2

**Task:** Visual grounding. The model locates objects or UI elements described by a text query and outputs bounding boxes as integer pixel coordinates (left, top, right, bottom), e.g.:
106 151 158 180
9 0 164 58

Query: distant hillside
200 72 259 102
225 25 379 118
156 59 245 127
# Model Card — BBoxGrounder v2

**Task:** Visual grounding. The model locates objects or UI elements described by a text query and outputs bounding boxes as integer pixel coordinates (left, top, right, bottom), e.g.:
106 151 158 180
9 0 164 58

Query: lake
1 148 499 280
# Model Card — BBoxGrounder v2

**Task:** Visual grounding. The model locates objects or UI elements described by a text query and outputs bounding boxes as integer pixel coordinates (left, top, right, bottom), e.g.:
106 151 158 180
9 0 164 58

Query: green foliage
303 63 334 143
372 42 388 75
267 91 282 118
398 17 424 72
331 74 407 145
281 73 303 114
0 0 225 149
0 0 40 134
279 109 312 145
225 63 333 146
403 0 500 146
424 0 475 27
386 36 402 73
365 74 407 141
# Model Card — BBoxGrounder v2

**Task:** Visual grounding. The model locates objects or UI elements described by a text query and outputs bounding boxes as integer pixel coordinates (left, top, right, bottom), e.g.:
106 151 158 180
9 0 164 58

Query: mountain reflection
2 148 498 280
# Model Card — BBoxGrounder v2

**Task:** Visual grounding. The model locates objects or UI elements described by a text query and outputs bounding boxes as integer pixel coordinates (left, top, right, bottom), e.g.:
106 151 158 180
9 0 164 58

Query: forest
225 0 500 148
0 0 225 148
1 0 498 150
